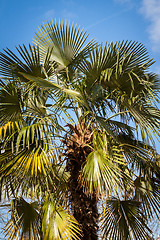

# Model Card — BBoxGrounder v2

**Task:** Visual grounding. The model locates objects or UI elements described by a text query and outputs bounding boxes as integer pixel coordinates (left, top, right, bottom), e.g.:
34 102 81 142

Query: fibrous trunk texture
63 123 99 240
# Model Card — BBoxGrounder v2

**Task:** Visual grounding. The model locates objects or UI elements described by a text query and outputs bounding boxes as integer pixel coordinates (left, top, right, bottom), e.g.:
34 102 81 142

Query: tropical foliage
0 20 160 239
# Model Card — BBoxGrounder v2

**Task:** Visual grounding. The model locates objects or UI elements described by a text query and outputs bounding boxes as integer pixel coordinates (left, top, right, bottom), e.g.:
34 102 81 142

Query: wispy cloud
44 9 55 20
61 9 77 21
114 0 134 8
140 0 160 51
114 0 131 3
87 8 130 30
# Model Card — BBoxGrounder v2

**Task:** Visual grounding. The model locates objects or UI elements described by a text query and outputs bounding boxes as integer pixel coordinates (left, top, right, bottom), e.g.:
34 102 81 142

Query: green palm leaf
79 41 160 145
81 133 131 195
0 80 21 124
134 176 160 219
0 144 52 177
3 198 41 240
0 121 22 144
34 19 95 69
42 194 81 240
19 72 81 100
101 198 152 240
0 19 160 239
0 45 54 80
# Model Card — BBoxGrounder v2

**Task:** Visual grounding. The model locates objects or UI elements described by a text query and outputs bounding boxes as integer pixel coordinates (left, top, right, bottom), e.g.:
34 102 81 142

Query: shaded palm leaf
134 176 160 219
0 44 54 80
0 80 21 124
101 198 152 240
3 198 41 240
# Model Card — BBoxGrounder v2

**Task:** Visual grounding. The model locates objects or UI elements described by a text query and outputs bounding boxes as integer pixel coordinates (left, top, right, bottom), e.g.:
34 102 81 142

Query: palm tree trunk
64 123 99 240
69 161 99 240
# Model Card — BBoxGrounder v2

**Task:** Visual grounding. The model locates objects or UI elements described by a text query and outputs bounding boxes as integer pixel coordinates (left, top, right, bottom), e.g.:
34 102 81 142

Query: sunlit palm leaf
34 19 95 70
0 121 22 144
42 194 81 240
16 119 55 151
0 144 52 177
81 133 131 195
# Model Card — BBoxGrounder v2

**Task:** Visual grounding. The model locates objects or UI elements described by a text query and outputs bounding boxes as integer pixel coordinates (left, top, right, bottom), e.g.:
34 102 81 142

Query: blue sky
0 0 160 77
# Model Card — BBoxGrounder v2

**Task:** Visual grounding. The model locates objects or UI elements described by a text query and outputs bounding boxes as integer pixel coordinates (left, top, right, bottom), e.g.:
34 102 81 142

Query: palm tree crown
0 19 160 239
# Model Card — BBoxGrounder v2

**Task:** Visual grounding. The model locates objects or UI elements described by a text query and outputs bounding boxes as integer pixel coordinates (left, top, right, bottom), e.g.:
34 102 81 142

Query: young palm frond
33 19 95 71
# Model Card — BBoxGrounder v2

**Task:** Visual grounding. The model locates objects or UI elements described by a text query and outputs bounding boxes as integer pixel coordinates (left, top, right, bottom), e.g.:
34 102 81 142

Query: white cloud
140 0 160 51
113 0 136 14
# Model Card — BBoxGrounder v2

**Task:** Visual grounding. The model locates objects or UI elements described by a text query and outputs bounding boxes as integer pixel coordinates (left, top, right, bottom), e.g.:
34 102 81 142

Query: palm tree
0 19 160 239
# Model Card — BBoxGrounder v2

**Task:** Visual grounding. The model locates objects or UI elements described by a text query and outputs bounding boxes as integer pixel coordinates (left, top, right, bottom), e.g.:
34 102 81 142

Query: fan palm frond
34 19 95 70
0 80 22 124
134 176 160 219
81 132 131 195
0 144 53 178
42 194 81 240
3 198 41 240
79 41 160 145
101 198 152 240
0 44 54 80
